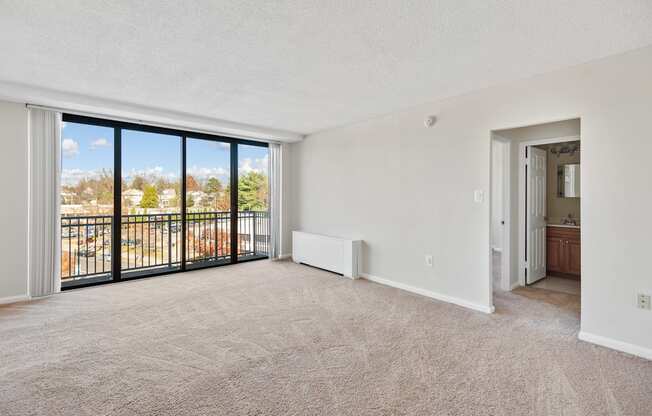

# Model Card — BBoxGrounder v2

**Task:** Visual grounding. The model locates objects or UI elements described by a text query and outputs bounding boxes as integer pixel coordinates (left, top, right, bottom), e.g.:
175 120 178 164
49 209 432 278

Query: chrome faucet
562 214 577 226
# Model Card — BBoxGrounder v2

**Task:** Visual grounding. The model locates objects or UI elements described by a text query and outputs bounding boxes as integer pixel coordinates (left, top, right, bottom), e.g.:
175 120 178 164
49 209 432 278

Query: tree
186 175 200 192
155 177 175 193
205 177 223 195
204 177 223 210
217 184 231 211
186 193 195 208
140 185 159 209
238 172 268 211
131 175 146 191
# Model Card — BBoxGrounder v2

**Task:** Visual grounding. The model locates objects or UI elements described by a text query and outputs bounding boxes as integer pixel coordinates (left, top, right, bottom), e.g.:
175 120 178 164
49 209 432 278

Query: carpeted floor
1 260 650 415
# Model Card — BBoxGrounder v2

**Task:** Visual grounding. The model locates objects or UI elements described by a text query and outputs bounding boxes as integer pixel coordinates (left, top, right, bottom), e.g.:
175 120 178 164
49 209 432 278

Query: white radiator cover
292 231 361 279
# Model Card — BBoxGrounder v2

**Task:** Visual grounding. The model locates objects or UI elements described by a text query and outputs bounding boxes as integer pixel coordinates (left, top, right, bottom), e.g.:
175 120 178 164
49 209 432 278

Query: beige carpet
1 261 650 415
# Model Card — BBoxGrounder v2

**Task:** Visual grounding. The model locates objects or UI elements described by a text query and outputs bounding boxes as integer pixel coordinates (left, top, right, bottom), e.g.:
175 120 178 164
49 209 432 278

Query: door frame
517 135 579 286
490 135 511 292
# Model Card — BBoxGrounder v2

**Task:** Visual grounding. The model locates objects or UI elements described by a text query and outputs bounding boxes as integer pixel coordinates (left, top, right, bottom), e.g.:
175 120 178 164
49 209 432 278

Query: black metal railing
186 211 231 266
61 216 113 280
238 211 270 257
121 213 182 273
61 211 270 282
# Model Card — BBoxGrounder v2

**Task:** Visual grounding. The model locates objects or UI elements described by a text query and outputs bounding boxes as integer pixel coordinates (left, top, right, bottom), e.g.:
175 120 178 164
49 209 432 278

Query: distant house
160 188 177 208
61 191 76 204
123 189 144 206
188 190 207 206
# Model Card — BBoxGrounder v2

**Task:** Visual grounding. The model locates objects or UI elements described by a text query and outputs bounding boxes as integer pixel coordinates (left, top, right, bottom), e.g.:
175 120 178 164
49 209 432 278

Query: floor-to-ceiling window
60 121 115 286
121 129 182 279
237 143 270 261
60 114 269 289
185 137 232 268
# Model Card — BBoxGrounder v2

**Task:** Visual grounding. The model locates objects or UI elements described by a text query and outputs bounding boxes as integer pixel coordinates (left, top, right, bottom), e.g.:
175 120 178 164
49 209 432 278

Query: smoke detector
424 116 437 128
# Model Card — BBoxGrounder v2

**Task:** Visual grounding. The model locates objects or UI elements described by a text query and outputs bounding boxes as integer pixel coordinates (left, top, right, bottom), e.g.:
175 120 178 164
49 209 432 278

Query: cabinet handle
565 240 569 244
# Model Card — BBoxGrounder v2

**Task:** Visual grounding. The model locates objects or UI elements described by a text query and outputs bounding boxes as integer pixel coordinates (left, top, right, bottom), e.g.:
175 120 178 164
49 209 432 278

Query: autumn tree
217 184 231 211
186 175 200 192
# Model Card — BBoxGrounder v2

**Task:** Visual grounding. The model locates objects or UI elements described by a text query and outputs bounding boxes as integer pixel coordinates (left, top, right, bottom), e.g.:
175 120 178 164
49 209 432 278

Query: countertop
547 224 580 229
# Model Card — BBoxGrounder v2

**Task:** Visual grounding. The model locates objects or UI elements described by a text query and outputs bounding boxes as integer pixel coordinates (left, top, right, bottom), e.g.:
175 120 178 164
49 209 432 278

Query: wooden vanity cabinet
546 226 580 279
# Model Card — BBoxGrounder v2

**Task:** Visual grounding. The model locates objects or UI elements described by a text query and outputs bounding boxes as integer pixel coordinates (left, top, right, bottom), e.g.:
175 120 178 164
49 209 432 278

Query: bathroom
531 140 581 294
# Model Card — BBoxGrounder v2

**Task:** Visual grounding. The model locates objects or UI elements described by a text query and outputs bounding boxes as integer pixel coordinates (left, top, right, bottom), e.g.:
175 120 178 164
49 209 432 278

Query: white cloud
61 168 104 185
239 154 268 175
90 137 111 150
126 166 179 181
187 165 228 179
62 138 79 158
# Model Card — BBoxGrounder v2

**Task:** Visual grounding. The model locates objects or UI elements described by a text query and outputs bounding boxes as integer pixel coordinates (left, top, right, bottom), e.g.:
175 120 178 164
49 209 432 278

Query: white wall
0 101 29 301
490 140 505 251
289 46 652 357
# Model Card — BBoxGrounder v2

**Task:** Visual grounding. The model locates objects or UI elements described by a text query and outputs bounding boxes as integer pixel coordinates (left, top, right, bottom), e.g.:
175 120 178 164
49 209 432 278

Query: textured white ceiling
2 0 652 135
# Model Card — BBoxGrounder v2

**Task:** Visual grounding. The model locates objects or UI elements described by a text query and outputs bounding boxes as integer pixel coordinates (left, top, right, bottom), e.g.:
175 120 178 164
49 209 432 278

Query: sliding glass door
60 114 269 289
60 121 115 286
237 144 270 261
121 129 182 278
185 138 231 269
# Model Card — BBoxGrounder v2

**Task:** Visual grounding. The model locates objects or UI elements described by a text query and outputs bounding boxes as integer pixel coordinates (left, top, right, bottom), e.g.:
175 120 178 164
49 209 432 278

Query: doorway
490 118 581 307
524 139 581 295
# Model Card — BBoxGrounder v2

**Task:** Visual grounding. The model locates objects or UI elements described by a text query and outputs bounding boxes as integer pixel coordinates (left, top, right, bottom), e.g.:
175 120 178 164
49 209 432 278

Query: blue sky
61 122 269 186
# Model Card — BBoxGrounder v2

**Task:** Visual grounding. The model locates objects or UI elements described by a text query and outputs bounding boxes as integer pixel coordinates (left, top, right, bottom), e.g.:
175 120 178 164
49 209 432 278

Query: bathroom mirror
557 164 580 198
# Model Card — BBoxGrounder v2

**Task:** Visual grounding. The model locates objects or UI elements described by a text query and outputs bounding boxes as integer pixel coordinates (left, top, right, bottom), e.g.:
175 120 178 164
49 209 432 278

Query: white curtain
28 108 62 297
268 143 282 259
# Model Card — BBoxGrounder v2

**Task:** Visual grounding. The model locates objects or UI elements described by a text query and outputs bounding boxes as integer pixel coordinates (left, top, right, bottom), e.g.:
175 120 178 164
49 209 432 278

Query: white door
527 147 546 284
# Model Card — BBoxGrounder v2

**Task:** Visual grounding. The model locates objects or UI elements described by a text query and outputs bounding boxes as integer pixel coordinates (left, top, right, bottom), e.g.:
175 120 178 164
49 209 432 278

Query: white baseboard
578 331 652 361
278 253 292 260
0 294 31 306
361 273 494 314
510 281 521 290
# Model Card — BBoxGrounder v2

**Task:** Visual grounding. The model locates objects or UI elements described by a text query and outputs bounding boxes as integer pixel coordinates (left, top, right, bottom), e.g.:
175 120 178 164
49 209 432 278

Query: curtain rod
26 103 285 145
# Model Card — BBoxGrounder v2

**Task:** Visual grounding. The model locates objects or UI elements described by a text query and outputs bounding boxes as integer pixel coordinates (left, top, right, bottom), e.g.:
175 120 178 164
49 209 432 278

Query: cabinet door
546 238 563 273
567 240 581 276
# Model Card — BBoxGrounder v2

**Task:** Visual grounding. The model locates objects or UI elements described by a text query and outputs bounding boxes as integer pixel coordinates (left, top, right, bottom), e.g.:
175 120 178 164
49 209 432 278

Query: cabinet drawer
546 226 580 241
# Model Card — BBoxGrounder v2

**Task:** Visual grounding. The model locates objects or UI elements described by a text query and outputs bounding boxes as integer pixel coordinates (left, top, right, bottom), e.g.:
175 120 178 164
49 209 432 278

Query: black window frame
61 113 269 290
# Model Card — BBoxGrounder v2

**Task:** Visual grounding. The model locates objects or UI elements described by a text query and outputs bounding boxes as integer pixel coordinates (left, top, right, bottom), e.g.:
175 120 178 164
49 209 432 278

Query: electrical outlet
637 294 651 310
425 255 433 267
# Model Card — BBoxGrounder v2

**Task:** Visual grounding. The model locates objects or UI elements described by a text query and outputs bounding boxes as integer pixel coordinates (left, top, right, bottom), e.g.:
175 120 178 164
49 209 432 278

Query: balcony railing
61 211 269 282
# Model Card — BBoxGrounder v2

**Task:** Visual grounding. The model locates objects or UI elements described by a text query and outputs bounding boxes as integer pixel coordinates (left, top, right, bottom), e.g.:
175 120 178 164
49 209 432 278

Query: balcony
61 211 269 286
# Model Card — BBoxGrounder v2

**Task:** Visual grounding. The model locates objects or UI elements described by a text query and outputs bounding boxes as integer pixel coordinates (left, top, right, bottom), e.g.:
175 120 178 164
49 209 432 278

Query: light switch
474 190 484 203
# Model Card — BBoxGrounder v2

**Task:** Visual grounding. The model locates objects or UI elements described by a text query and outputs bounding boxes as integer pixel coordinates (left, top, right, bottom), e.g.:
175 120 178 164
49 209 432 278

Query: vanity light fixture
550 143 580 158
